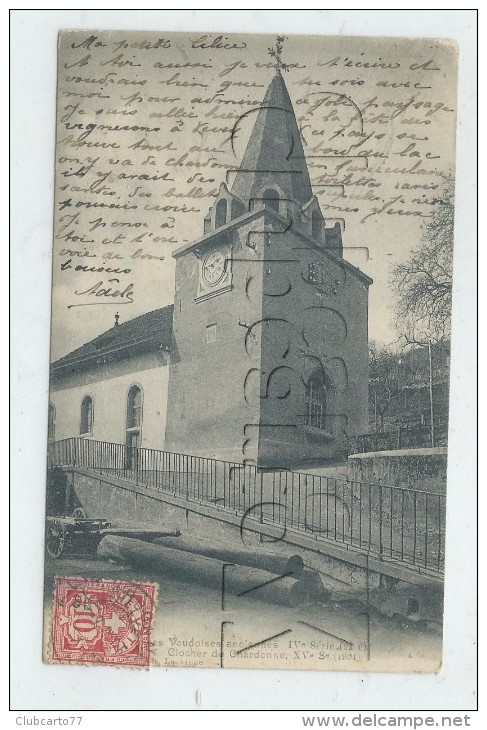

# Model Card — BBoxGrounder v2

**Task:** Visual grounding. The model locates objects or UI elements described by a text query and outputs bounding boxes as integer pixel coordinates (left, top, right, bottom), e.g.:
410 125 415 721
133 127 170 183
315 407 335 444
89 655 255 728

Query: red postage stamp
51 577 157 667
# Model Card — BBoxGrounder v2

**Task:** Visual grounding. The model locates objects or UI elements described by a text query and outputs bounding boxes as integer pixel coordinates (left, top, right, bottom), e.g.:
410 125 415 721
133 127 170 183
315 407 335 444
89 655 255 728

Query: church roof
230 72 313 206
50 305 174 379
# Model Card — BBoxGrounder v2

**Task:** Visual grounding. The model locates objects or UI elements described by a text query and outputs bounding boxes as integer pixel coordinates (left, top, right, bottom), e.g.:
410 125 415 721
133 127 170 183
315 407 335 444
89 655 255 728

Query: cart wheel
46 519 66 558
72 507 86 519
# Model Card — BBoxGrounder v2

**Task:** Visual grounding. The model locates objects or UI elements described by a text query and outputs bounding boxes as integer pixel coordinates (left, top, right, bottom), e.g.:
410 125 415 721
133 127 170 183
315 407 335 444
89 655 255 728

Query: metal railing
48 437 445 576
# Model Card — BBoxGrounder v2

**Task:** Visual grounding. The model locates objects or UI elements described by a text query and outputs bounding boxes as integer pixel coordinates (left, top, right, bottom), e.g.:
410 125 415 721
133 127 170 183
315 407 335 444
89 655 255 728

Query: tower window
215 198 227 228
80 395 94 436
206 323 217 343
305 370 333 432
262 188 280 212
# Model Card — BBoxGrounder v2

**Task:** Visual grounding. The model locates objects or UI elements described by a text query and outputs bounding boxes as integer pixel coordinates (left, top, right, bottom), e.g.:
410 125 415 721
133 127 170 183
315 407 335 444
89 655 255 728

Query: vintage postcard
43 29 457 672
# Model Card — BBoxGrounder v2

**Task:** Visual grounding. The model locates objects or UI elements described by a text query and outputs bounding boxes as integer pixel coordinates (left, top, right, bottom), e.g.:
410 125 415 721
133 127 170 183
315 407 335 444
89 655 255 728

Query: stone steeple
201 68 335 253
230 71 314 207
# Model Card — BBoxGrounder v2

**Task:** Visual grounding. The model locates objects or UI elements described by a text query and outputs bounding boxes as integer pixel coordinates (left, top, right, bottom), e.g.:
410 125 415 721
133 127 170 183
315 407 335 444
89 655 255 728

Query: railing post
379 486 383 560
186 455 190 500
260 470 264 524
438 495 444 572
389 486 394 559
413 491 417 565
349 477 354 546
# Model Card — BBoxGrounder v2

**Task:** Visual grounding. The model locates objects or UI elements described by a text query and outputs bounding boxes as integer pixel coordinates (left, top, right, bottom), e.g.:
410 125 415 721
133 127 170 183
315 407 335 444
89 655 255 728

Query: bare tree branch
369 341 402 430
390 173 454 345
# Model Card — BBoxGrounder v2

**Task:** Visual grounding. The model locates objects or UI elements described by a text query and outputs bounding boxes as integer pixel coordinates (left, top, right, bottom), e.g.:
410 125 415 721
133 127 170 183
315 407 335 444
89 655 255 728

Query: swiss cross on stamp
51 577 157 667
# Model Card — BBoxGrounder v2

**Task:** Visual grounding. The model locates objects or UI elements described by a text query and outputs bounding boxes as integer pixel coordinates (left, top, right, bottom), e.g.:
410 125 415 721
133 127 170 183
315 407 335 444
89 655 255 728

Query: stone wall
347 448 448 494
165 220 263 465
257 224 370 468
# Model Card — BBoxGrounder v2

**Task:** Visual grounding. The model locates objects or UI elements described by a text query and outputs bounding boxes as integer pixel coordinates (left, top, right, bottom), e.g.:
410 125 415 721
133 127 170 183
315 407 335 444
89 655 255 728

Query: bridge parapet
48 437 445 580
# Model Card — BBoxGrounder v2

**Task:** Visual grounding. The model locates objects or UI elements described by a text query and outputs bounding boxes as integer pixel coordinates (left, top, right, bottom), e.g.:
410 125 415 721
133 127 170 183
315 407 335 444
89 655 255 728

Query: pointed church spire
230 68 313 207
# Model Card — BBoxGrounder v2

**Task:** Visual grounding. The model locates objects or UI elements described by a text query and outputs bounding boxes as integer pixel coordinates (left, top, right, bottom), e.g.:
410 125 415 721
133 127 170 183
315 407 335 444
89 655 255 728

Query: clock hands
202 249 227 286
206 255 223 271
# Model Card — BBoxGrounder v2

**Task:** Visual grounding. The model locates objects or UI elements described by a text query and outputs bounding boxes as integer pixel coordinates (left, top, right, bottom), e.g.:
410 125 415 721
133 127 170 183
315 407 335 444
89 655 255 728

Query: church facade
49 72 372 469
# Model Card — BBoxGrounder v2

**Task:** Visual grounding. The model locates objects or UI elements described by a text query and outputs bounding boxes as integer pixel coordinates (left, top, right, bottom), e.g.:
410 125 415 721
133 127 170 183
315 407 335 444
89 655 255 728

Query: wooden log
98 535 312 607
153 534 305 577
297 569 331 603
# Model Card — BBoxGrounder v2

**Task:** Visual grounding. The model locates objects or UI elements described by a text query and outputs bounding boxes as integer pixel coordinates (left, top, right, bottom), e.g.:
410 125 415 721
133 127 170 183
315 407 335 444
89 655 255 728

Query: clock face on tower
202 249 226 286
196 242 232 301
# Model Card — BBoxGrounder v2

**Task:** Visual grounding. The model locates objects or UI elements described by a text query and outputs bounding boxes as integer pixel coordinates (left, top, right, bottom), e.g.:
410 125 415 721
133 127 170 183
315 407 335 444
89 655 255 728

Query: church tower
164 71 372 468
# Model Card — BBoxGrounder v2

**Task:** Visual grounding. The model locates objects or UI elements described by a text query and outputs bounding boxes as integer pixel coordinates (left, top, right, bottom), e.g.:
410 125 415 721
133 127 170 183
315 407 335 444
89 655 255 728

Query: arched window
312 210 323 240
80 395 93 435
126 386 142 469
305 370 333 432
48 403 56 442
127 386 142 429
262 188 280 212
215 198 227 228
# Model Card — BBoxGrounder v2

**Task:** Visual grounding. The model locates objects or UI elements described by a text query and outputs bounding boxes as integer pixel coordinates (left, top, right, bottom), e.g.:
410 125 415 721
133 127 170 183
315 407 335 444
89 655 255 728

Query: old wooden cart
45 516 180 559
